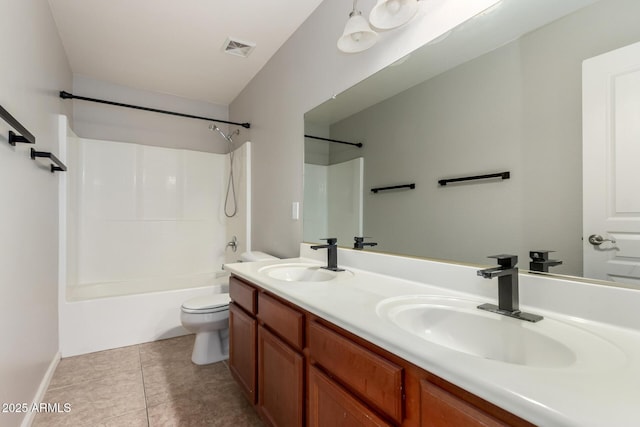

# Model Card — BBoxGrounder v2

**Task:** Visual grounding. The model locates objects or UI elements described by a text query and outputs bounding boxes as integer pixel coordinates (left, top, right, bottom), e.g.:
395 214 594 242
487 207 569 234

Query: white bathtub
59 273 229 357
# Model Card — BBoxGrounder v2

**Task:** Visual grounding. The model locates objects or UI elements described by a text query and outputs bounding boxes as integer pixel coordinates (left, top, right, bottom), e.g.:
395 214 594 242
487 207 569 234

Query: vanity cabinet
229 276 305 426
421 379 508 427
228 277 258 403
419 374 534 427
307 320 403 424
257 293 305 426
308 364 391 427
228 304 257 403
228 274 534 427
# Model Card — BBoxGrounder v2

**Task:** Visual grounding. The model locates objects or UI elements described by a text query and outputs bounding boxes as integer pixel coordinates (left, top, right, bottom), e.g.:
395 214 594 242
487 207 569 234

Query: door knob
588 234 616 246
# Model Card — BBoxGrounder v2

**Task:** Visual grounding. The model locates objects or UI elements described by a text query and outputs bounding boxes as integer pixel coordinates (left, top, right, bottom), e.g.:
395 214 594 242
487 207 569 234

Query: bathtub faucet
226 236 238 252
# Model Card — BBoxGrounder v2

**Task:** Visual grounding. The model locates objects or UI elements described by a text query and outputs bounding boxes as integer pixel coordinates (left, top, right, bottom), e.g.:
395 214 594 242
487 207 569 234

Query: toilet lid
182 293 231 313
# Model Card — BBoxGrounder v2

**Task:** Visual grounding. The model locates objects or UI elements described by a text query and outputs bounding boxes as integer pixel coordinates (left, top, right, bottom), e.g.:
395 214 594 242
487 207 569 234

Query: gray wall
0 1 72 425
330 43 525 267
72 75 231 153
230 0 495 257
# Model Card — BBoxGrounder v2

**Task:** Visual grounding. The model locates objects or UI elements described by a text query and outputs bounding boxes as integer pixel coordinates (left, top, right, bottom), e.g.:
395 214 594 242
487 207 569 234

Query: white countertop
224 250 640 427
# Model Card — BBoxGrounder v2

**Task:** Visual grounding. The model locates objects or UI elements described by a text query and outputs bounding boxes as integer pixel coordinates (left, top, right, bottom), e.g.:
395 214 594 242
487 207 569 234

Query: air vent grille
222 37 256 58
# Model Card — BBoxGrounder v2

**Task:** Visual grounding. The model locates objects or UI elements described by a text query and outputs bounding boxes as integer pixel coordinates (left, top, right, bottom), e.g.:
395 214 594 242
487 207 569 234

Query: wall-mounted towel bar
31 148 67 173
60 91 251 129
304 134 363 148
438 171 510 186
371 183 415 193
1 105 36 145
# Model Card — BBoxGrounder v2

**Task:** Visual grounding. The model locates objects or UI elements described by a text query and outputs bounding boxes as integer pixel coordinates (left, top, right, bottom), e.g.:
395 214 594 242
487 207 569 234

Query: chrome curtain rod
59 91 251 129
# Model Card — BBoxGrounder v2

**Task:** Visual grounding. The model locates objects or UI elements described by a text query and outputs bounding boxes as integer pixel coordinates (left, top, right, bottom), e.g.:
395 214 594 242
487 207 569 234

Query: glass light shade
337 12 378 53
369 0 419 30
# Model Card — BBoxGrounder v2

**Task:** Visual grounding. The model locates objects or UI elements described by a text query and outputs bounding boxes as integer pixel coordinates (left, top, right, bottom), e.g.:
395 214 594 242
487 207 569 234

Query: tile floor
33 335 264 427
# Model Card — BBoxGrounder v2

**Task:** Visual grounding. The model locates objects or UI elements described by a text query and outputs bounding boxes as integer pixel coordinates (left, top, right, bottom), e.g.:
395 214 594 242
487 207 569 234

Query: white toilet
180 251 277 365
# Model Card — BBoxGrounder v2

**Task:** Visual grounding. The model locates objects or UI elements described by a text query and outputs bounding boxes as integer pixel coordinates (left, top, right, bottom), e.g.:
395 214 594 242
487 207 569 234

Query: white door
583 40 640 286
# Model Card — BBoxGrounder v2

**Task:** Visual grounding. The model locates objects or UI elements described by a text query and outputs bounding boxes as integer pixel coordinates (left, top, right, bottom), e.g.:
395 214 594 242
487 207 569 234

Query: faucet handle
320 237 338 245
488 254 518 268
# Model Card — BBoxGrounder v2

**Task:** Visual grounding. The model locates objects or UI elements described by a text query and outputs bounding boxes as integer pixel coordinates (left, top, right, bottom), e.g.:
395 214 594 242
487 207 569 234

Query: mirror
303 0 640 283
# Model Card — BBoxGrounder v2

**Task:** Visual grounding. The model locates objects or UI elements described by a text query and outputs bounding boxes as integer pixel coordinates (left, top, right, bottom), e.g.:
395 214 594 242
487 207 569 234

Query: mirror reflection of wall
304 0 640 280
303 127 364 247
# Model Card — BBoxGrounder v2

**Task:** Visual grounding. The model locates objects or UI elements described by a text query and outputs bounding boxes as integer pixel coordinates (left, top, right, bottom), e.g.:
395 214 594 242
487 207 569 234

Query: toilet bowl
181 293 231 365
180 251 277 364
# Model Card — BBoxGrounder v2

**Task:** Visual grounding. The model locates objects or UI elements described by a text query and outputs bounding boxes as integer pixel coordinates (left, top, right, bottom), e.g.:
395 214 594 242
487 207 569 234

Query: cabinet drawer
309 365 392 427
420 380 509 427
308 321 403 423
229 276 257 315
258 293 304 351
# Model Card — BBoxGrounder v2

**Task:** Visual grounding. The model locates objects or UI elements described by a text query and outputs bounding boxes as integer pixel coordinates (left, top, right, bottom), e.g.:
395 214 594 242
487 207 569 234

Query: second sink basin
376 295 625 369
258 263 352 282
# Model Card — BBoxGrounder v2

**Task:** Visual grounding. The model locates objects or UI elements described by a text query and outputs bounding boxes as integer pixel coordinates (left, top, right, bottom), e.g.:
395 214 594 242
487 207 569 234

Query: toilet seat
181 293 231 314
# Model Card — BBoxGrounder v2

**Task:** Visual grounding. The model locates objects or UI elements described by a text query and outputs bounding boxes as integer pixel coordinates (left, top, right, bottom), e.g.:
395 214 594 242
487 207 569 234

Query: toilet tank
240 251 278 262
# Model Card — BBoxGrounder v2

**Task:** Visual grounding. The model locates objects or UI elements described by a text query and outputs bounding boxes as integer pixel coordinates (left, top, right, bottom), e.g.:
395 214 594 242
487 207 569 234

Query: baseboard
20 351 61 427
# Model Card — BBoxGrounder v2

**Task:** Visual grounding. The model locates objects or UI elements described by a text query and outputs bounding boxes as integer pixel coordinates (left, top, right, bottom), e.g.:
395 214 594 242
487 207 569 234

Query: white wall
0 1 72 426
71 75 232 153
224 142 252 264
230 0 501 258
67 138 227 295
327 158 363 245
302 164 327 243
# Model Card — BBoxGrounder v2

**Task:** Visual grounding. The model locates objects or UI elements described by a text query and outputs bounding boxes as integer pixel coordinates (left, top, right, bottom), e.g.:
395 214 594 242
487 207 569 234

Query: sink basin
258 263 352 282
376 295 625 369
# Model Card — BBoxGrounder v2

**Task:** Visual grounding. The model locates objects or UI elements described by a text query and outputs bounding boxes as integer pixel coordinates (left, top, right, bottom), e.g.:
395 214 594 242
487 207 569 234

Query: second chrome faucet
477 254 543 322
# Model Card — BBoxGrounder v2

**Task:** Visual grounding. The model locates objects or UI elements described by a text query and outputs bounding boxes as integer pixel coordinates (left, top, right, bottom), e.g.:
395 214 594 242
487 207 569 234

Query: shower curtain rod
304 134 362 148
59 91 251 129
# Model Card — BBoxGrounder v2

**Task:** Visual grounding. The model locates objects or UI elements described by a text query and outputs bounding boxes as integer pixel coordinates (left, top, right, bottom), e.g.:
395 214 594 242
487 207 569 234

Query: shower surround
57 116 248 356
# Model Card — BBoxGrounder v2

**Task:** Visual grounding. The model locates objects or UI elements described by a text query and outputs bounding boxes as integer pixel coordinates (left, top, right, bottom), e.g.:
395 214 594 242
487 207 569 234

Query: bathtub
59 273 230 357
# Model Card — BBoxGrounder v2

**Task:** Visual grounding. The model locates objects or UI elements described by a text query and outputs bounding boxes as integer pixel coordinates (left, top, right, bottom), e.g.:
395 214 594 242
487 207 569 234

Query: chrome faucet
353 236 378 250
477 254 542 322
310 238 344 271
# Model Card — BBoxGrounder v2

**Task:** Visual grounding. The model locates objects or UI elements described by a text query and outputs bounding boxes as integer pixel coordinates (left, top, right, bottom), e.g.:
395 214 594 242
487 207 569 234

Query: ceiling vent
222 37 256 58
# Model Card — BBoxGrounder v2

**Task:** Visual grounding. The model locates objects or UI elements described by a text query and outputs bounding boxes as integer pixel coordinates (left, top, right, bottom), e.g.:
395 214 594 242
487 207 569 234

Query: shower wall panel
73 138 227 289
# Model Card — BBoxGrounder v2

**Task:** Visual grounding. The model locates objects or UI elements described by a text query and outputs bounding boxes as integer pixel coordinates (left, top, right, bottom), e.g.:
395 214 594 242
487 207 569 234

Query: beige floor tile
33 368 146 427
142 359 231 407
99 409 149 427
139 334 195 367
49 344 141 389
34 335 261 426
147 382 263 427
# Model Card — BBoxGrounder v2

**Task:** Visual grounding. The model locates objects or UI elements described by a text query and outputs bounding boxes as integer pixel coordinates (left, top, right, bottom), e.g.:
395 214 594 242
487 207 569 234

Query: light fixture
337 0 378 53
369 0 419 30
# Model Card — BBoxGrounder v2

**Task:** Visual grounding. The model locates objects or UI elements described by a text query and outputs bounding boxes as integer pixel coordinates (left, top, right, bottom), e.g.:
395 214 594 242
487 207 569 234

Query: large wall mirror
303 0 640 285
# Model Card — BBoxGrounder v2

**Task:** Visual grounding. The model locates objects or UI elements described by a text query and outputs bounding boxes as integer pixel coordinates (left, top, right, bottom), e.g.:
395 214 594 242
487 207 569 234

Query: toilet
180 251 277 365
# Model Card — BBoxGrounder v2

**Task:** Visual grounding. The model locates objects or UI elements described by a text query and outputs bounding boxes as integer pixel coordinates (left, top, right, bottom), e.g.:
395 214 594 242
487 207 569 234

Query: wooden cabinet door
308 365 392 427
421 380 509 427
229 303 257 404
258 325 304 427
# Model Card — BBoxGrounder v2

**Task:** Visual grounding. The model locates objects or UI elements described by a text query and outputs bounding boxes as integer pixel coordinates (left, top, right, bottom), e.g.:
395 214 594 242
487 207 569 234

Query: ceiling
305 0 597 125
48 0 325 106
